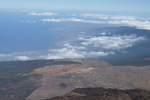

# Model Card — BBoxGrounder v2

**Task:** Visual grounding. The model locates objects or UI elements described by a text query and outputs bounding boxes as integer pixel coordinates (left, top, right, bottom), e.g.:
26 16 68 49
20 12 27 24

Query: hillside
46 88 150 100
0 59 150 100
0 60 80 100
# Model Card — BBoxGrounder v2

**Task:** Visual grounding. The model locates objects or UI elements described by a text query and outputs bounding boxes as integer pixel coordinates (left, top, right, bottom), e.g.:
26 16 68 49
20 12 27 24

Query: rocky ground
26 59 150 100
45 87 150 100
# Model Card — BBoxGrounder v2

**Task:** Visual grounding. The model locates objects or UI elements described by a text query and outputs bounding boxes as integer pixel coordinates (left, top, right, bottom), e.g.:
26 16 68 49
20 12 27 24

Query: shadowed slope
46 88 150 100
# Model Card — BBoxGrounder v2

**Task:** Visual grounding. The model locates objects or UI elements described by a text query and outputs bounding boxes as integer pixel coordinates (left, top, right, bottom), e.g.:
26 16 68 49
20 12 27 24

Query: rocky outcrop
45 88 150 100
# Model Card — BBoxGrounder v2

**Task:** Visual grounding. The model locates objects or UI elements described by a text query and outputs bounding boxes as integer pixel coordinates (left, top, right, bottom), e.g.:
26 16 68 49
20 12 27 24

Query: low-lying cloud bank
24 12 150 30
41 13 150 30
0 33 146 61
39 34 146 60
79 34 145 50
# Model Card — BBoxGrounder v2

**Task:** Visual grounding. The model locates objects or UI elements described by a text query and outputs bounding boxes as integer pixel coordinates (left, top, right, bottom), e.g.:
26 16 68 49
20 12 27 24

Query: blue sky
0 0 150 12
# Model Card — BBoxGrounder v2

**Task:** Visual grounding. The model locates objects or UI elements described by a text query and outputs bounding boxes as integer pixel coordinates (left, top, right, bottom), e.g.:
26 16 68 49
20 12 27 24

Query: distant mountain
46 88 150 100
1 59 150 100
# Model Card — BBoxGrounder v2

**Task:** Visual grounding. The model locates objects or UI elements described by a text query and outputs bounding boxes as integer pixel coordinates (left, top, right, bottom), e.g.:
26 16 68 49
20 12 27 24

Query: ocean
0 10 62 53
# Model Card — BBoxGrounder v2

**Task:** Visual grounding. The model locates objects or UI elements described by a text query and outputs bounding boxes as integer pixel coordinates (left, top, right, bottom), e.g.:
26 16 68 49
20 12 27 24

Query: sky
0 0 150 12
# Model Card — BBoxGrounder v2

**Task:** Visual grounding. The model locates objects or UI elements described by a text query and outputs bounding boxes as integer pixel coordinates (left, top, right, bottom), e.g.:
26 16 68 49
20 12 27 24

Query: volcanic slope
46 88 150 100
26 59 150 100
0 60 81 100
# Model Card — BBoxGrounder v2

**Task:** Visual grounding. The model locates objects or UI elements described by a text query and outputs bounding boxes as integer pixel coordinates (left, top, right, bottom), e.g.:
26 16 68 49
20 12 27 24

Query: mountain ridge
45 87 150 100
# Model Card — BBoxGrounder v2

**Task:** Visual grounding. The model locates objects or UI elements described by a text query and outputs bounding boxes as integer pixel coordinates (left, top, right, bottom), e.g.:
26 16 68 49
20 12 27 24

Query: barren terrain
1 59 150 100
26 59 150 100
47 88 150 100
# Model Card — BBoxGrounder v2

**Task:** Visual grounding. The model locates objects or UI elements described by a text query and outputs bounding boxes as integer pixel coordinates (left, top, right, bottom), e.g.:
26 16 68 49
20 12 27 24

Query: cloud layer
0 32 146 61
28 12 58 16
42 14 150 30
38 33 146 60
79 34 145 50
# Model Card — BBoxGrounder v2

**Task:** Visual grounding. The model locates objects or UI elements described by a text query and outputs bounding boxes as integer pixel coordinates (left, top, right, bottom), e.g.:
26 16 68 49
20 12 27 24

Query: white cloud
81 14 150 30
28 12 58 16
18 20 36 23
41 48 86 59
80 34 146 50
100 33 107 35
15 56 31 61
42 17 88 22
64 44 86 50
42 14 150 30
40 47 111 60
36 33 146 60
107 20 150 30
81 14 136 21
0 52 34 61
39 46 116 59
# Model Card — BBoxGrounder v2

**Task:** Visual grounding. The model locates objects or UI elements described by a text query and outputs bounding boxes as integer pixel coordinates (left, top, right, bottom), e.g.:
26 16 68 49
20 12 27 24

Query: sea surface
0 11 63 53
